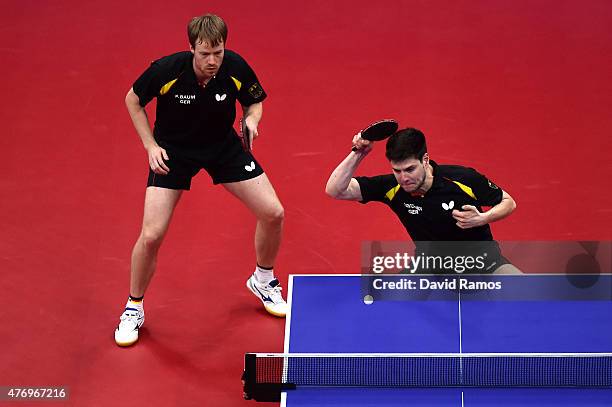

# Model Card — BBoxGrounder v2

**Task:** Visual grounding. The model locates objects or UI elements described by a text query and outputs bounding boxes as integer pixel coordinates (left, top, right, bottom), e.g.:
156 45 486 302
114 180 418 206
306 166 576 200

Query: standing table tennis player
115 14 287 347
326 127 520 274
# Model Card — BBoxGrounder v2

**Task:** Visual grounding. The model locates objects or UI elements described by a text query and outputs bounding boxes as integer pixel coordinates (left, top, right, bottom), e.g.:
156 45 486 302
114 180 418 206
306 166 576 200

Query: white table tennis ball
363 295 374 305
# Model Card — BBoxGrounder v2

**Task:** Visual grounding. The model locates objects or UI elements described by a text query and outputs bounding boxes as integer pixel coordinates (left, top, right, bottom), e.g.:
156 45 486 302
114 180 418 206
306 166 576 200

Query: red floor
1 0 612 406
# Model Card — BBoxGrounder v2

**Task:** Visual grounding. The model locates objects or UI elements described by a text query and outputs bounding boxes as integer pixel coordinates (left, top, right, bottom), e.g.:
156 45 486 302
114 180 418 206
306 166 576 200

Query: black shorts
147 136 264 190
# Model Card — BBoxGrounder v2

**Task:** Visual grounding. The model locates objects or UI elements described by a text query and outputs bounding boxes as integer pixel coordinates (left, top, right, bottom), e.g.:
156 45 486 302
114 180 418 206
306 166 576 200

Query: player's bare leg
115 187 182 346
223 173 287 316
130 187 183 296
223 173 284 267
493 264 522 274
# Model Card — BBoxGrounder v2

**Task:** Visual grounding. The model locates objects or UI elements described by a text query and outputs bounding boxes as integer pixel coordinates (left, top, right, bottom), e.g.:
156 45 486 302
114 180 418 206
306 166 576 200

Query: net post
243 353 295 402
242 353 257 400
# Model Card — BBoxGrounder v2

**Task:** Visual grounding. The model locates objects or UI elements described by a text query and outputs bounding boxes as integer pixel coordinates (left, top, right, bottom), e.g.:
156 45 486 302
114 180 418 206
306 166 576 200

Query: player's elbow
504 193 517 214
325 179 347 199
325 183 340 199
509 197 517 212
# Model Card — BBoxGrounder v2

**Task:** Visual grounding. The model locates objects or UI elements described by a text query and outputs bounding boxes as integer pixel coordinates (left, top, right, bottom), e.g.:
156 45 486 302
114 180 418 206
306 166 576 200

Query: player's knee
140 228 166 250
261 204 284 225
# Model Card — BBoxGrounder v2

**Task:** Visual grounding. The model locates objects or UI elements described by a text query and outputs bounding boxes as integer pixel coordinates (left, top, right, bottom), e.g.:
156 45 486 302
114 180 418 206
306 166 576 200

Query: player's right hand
147 144 170 175
352 132 373 154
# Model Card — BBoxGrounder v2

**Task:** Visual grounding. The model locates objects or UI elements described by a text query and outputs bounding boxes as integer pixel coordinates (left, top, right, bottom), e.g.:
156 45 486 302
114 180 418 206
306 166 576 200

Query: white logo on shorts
215 93 227 101
442 200 455 211
244 161 255 172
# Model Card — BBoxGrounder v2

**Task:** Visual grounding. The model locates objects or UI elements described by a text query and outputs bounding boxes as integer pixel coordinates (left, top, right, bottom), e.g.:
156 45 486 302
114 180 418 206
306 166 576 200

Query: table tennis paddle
240 118 251 152
352 119 398 151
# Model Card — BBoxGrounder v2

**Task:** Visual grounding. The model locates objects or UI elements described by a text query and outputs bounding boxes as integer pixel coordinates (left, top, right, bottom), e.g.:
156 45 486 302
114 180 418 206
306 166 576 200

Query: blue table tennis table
281 274 612 406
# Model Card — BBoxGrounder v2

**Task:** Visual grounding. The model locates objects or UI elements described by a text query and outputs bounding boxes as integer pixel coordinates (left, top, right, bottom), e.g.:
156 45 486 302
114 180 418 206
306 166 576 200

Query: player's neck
196 73 213 87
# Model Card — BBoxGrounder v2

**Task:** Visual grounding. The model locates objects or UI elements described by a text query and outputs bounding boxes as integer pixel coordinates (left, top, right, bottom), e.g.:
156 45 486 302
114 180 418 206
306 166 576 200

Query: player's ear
189 43 195 53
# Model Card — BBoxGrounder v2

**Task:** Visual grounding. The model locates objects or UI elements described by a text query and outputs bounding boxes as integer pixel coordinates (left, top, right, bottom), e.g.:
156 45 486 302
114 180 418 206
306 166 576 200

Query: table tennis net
243 353 612 401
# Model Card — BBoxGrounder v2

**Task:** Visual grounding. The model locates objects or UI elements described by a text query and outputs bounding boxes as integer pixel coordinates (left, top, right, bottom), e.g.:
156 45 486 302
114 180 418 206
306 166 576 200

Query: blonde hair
187 14 228 47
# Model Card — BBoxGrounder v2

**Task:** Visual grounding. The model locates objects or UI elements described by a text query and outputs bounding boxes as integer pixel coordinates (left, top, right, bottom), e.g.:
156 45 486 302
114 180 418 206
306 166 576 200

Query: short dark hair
188 14 228 48
385 128 428 162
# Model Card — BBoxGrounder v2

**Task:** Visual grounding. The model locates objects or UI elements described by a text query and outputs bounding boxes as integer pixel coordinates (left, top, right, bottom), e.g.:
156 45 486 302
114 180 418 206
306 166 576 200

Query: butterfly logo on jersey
244 161 256 172
215 93 227 101
442 200 455 211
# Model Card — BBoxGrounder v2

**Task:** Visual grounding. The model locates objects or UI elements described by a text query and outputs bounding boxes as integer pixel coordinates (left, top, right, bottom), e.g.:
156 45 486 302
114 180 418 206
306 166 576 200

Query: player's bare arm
452 190 517 229
125 87 169 175
326 153 370 202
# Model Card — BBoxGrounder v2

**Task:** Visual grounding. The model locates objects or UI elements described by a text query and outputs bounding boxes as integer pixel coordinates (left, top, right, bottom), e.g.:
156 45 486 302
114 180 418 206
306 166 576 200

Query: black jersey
132 50 266 150
356 161 504 242
356 161 507 272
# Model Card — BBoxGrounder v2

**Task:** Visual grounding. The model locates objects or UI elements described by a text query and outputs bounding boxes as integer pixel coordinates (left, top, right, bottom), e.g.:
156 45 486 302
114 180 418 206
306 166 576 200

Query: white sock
255 265 274 284
126 298 144 310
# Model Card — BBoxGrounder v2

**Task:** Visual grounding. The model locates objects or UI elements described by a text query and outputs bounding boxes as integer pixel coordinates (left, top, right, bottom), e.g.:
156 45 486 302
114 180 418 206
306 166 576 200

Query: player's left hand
244 117 259 149
452 205 488 229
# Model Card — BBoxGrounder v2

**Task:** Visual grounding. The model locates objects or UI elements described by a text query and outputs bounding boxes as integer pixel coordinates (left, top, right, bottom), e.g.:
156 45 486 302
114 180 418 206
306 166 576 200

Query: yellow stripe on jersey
451 180 477 200
159 79 178 95
231 76 242 91
385 185 401 201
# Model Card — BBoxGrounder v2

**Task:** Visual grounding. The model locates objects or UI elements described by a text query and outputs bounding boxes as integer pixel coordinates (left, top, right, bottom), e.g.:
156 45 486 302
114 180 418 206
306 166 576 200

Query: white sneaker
114 303 145 347
246 274 288 317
